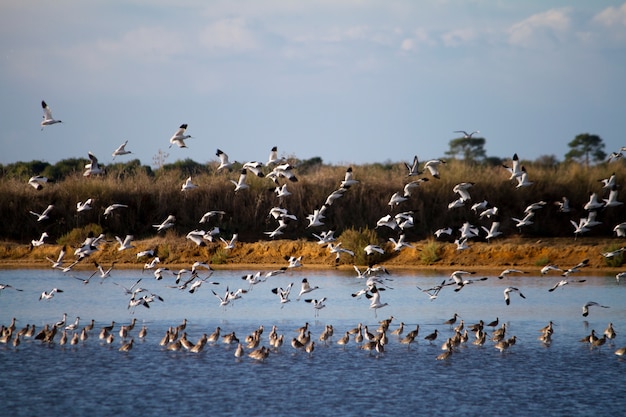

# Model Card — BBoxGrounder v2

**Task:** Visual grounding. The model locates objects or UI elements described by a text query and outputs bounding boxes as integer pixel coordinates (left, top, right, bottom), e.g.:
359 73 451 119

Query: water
1 267 626 416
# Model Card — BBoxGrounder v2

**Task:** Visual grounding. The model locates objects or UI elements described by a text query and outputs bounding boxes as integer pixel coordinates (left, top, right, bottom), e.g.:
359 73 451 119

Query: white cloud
508 8 572 48
198 18 259 52
441 28 477 47
593 2 626 27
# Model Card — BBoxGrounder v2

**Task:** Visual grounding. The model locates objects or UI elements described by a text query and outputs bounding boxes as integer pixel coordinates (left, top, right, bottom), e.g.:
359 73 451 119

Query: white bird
328 242 355 263
512 212 535 230
561 258 589 277
364 244 385 255
614 222 626 237
89 261 116 282
555 196 571 213
31 232 48 247
267 146 284 165
112 140 132 159
471 200 489 213
515 166 533 188
268 163 298 184
448 198 466 210
28 175 49 190
423 159 446 179
584 192 604 211
454 130 479 138
40 100 62 129
340 167 359 188
570 218 591 237
388 191 409 207
582 301 609 317
271 282 294 305
230 169 249 192
220 233 238 250
540 264 562 275
449 270 487 291
324 188 347 206
216 149 234 171
599 173 617 189
602 247 626 258
186 230 208 246
103 203 128 218
39 287 63 300
365 286 389 317
297 278 319 300
548 277 587 292
304 297 327 317
312 229 337 246
76 198 94 212
524 201 547 214
416 279 447 301
376 214 399 231
615 271 626 284
403 178 429 196
169 124 192 148
242 161 265 177
306 205 328 228
404 155 422 176
498 269 527 279
454 238 469 251
153 215 176 232
453 182 474 201
272 183 292 200
434 227 453 238
482 221 503 242
479 206 498 219
459 222 479 240
502 153 523 180
503 287 526 305
199 210 226 223
46 246 67 269
603 186 623 207
144 257 162 271
181 176 198 191
29 204 54 222
83 152 105 177
285 255 303 268
389 234 414 252
115 235 135 251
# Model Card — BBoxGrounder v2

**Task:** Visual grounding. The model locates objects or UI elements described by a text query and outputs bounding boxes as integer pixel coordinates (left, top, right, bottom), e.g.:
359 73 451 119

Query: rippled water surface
1 267 626 416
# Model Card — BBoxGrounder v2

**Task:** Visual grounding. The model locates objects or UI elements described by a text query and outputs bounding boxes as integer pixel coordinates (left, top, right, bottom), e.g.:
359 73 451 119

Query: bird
582 301 610 317
40 100 62 129
230 169 249 192
103 203 128 218
364 244 385 256
29 204 54 222
584 192 604 211
340 167 359 188
28 175 49 190
503 287 526 305
498 269 527 279
199 210 226 224
423 159 446 179
603 186 623 207
561 259 590 276
39 288 63 300
403 178 429 196
271 283 294 305
220 233 238 250
454 130 479 138
115 235 134 251
434 227 453 239
482 222 503 242
389 234 414 252
90 261 116 282
119 338 134 352
502 153 523 180
0 284 24 293
540 264 562 275
83 152 105 177
153 214 176 232
297 278 319 300
515 167 533 188
365 286 388 317
404 155 422 176
111 140 132 159
181 176 198 191
169 124 192 148
548 277 587 292
216 149 234 171
444 313 460 326
76 198 94 212
30 232 49 248
303 298 327 317
267 146 284 165
424 329 439 344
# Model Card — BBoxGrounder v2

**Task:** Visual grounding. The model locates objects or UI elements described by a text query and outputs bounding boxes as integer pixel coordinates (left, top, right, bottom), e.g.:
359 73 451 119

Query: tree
445 137 487 162
565 134 606 167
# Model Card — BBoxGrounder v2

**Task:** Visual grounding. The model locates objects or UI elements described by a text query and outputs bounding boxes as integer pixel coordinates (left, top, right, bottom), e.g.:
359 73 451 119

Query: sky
1 1 626 168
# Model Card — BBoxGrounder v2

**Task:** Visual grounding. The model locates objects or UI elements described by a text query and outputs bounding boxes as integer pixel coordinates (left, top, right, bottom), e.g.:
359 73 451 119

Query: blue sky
1 1 625 168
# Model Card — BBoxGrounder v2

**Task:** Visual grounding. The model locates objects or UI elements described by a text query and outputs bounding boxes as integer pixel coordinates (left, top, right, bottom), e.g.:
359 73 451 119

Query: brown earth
0 236 624 274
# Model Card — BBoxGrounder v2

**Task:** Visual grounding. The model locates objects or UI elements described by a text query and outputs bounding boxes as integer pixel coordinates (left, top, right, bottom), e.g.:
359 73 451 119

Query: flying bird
112 140 132 159
169 124 192 148
40 100 62 129
503 287 526 305
582 301 609 317
29 204 54 222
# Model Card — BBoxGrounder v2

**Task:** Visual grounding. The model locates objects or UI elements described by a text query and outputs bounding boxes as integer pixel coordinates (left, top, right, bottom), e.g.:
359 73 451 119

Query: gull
459 222 479 240
242 161 265 177
389 234 414 252
471 200 489 213
169 124 192 148
453 182 474 201
340 167 359 188
502 153 522 180
416 280 447 301
540 264 562 275
512 212 535 230
404 155 423 176
388 191 409 207
83 152 105 177
115 235 134 251
230 168 249 192
395 211 415 230
306 205 328 228
41 100 62 129
454 237 469 250
602 247 625 258
617 271 625 284
90 261 117 282
103 203 128 218
267 146 284 165
0 284 24 293
554 196 571 213
39 288 63 300
448 198 466 210
216 149 234 171
503 287 526 305
376 214 399 231
614 222 626 237
570 217 591 237
272 183 292 200
304 297 327 317
137 248 156 259
31 232 48 247
199 210 226 223
479 206 498 219
454 130 479 138
364 244 385 255
153 214 176 232
562 258 589 276
603 186 623 207
271 282 294 305
189 273 215 294
153 267 170 280
285 255 303 268
482 221 503 242
112 140 132 159
186 230 208 246
434 227 453 238
423 159 446 179
76 198 94 212
45 246 66 269
328 242 355 263
29 204 54 222
269 207 297 221
582 301 609 317
324 188 347 206
498 269 527 279
220 233 238 250
599 173 617 189
365 286 388 317
608 150 626 163
524 201 547 214
181 176 198 191
267 163 298 184
297 278 319 300
403 178 429 196
584 192 604 211
312 228 337 246
28 175 49 190
448 270 487 291
515 166 533 188
113 278 143 295
548 277 587 292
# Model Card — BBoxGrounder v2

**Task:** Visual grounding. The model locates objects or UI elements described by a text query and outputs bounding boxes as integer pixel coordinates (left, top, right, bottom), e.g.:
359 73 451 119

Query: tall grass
2 159 626 247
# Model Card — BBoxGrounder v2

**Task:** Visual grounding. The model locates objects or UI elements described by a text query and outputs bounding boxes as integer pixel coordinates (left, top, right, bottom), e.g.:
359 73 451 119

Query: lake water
1 267 626 416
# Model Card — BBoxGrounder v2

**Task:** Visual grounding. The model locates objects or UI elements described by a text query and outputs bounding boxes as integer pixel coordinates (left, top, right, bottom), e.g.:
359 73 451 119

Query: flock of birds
2 101 626 360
